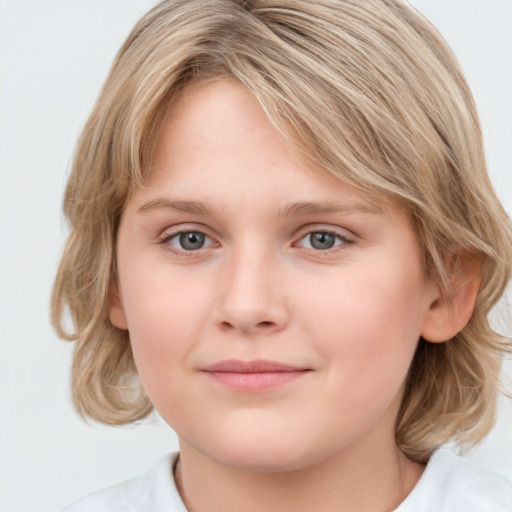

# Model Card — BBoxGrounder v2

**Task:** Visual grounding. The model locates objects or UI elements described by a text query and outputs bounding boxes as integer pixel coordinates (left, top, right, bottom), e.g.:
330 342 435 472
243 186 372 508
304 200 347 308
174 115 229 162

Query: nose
214 249 289 336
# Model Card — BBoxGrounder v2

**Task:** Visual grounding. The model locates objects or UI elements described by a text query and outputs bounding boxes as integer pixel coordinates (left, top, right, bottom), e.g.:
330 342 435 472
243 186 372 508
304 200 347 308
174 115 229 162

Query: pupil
311 232 335 250
180 232 205 250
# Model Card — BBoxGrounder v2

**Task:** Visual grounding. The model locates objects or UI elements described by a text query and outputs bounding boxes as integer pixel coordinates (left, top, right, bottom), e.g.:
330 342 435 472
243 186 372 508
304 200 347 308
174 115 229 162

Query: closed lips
200 359 311 373
200 360 312 391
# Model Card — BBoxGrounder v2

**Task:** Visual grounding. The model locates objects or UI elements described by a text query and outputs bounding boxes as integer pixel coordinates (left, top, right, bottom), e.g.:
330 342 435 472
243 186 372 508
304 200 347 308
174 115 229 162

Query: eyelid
155 223 355 256
294 223 356 240
158 224 220 255
158 222 215 240
292 225 356 251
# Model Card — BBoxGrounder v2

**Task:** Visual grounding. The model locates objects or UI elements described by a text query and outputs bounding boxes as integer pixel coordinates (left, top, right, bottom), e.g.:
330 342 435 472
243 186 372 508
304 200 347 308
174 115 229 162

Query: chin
197 431 331 474
216 450 309 474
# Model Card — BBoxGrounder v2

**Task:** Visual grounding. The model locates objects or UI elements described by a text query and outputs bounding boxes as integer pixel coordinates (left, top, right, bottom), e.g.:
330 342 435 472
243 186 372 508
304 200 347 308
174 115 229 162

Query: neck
174 436 424 512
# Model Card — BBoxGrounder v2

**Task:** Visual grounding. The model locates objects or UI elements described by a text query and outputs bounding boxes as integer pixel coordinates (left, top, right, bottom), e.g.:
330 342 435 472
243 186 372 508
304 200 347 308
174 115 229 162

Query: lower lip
203 371 310 391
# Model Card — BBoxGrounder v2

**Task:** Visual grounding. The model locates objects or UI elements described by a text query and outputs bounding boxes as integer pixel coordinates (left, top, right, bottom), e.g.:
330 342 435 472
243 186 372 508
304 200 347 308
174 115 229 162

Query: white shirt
61 449 512 511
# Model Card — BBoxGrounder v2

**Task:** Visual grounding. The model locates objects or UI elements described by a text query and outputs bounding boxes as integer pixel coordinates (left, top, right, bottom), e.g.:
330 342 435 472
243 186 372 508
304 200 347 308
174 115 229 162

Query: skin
109 79 475 512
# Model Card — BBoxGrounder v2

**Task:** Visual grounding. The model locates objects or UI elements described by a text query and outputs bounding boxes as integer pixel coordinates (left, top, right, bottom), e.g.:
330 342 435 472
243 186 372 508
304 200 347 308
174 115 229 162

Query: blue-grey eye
297 230 350 251
308 232 337 250
178 231 205 250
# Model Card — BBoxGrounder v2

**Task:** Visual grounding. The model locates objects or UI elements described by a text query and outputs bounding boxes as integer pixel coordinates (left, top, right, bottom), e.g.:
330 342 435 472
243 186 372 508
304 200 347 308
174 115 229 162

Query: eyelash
159 229 218 256
158 227 355 256
294 230 354 253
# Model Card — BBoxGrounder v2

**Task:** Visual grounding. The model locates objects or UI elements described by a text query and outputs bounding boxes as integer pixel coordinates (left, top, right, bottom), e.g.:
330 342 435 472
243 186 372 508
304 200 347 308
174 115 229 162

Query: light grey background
1 1 511 511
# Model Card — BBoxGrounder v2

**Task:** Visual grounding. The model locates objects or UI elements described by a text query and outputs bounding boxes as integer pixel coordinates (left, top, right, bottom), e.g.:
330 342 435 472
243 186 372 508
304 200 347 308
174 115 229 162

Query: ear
107 280 128 330
421 253 481 343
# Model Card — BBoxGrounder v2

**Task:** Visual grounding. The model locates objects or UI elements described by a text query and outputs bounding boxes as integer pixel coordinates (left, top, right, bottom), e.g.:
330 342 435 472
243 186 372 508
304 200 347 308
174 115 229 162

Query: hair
52 0 512 463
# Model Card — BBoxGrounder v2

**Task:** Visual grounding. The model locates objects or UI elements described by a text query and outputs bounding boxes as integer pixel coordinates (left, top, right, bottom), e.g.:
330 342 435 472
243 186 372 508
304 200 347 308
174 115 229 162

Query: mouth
200 359 312 392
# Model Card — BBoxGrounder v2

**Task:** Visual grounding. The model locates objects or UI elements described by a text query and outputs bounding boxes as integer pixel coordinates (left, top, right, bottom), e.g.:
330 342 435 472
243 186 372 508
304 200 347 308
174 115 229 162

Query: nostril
258 321 274 328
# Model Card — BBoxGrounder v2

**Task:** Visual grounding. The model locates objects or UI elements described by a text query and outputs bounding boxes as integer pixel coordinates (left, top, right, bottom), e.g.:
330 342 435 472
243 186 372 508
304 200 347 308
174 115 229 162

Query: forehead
153 79 282 172
130 79 400 222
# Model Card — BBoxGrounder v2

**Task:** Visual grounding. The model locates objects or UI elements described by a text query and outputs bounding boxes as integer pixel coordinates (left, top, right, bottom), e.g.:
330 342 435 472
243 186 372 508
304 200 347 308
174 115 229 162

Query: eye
162 230 216 252
297 230 352 251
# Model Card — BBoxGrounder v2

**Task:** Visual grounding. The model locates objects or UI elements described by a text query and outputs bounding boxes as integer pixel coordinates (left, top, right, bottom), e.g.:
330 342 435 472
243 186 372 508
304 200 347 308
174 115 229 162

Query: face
110 80 440 472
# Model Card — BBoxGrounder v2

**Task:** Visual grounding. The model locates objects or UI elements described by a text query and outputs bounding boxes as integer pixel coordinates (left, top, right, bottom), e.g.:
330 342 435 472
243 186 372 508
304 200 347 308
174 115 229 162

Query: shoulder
396 449 512 512
60 452 187 512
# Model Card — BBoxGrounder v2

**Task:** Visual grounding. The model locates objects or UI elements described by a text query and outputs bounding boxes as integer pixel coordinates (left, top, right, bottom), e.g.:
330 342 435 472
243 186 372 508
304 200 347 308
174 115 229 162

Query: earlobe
421 255 481 343
107 281 128 330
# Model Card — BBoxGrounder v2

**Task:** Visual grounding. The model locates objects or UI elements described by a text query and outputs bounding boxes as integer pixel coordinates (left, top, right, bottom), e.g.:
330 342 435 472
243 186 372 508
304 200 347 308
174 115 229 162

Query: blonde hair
52 0 512 462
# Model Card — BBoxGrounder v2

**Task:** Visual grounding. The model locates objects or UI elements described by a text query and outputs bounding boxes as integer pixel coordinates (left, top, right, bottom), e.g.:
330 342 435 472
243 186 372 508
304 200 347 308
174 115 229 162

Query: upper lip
201 359 310 373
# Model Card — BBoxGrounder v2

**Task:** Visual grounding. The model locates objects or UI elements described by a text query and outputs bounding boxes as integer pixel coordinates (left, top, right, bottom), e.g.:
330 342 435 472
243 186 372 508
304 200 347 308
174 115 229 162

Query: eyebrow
279 200 382 217
138 198 383 217
138 199 214 216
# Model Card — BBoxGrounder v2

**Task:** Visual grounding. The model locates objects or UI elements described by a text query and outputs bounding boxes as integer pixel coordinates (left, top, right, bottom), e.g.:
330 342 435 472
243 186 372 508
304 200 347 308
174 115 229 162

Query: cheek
120 271 200 383
119 263 225 414
295 263 426 374
122 262 209 336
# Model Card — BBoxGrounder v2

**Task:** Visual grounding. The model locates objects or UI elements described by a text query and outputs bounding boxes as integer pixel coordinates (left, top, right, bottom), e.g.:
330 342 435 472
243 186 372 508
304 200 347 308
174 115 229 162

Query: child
52 0 512 510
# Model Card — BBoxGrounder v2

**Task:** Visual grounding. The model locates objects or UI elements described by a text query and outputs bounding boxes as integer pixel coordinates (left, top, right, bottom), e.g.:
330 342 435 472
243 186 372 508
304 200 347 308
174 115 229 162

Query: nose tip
214 256 289 336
